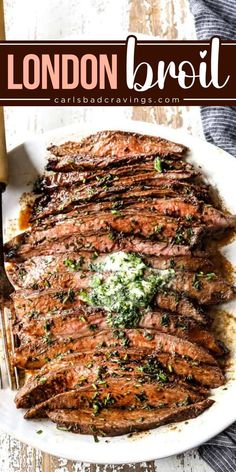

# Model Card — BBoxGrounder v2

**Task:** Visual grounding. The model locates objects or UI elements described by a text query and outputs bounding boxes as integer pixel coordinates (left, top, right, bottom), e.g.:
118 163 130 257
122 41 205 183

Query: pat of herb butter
80 252 174 329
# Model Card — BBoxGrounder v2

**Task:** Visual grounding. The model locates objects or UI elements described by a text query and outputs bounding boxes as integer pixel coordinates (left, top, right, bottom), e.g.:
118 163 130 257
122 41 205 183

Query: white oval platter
0 119 235 464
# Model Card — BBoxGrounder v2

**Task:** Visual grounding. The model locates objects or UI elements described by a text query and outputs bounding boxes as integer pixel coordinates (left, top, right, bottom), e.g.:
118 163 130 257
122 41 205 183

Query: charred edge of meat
46 399 214 436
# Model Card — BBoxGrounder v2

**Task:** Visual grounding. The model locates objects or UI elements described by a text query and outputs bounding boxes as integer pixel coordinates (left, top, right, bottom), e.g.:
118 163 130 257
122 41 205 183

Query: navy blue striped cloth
190 0 236 157
189 1 236 471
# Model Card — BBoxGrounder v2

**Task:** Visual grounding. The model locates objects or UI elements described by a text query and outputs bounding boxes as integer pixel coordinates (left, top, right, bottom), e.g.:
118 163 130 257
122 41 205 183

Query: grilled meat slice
14 349 224 409
32 195 234 232
14 308 223 355
12 288 88 318
13 328 217 369
11 265 235 306
25 213 205 248
24 378 206 419
47 399 214 436
155 293 207 324
48 130 187 162
12 289 208 324
32 179 209 221
7 252 214 290
156 353 224 387
12 287 207 324
78 199 232 228
172 272 235 304
41 160 197 191
46 153 174 173
5 232 194 261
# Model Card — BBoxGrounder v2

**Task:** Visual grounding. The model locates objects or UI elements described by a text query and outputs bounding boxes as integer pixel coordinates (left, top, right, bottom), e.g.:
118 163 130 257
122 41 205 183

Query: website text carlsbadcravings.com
53 96 180 104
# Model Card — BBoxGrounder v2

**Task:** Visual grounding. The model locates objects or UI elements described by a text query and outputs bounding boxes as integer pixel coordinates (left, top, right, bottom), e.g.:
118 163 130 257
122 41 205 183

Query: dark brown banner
0 36 235 106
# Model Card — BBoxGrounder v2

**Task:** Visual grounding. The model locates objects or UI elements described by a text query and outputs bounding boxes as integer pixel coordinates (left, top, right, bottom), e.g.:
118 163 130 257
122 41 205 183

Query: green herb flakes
154 157 163 173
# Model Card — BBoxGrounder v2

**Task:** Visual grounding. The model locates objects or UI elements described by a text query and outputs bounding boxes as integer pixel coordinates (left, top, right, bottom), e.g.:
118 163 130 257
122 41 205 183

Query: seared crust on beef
7 252 214 291
47 399 214 436
41 159 197 191
5 232 197 261
11 268 235 305
11 287 205 322
13 328 217 370
32 180 209 220
15 350 223 409
13 307 224 355
49 130 187 157
24 378 206 419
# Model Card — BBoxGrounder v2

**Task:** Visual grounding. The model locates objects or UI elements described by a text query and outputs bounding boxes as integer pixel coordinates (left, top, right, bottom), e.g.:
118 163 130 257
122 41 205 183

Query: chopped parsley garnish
63 257 84 271
54 289 75 303
206 272 216 280
154 157 163 172
138 358 169 383
154 225 164 234
18 268 27 280
161 313 170 326
185 215 194 221
192 273 203 290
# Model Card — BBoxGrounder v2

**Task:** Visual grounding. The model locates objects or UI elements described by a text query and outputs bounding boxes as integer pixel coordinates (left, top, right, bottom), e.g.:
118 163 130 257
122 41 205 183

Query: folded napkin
198 424 236 472
189 1 236 471
189 0 236 157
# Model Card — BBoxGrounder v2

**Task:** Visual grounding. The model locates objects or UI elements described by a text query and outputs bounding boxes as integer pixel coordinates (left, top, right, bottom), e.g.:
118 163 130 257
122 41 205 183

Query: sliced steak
155 293 207 324
172 272 235 305
32 179 209 221
32 195 234 231
13 328 217 369
7 129 233 437
41 160 197 191
24 378 206 419
48 130 187 161
14 308 223 355
14 349 224 409
46 153 174 173
7 252 214 290
26 213 205 247
12 287 207 324
11 265 235 306
47 399 214 436
5 232 194 261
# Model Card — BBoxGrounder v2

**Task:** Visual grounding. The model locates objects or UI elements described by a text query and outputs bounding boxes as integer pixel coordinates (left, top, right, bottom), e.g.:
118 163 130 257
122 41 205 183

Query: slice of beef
24 378 206 419
156 353 224 387
46 399 214 436
68 198 232 228
26 213 205 247
12 286 206 324
171 272 235 305
7 252 213 290
14 308 223 355
32 179 209 221
13 328 217 369
46 153 175 173
48 130 187 161
32 194 234 232
41 160 197 191
5 232 194 262
11 265 235 306
14 349 224 409
155 293 207 324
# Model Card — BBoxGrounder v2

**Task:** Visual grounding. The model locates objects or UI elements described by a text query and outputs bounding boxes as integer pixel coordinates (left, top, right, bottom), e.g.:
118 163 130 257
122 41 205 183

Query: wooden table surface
0 1 213 471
